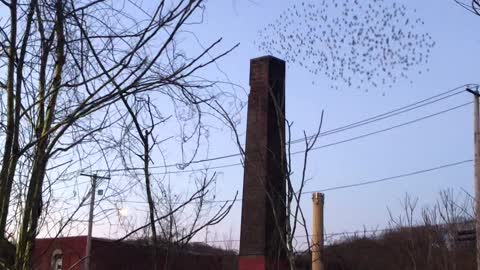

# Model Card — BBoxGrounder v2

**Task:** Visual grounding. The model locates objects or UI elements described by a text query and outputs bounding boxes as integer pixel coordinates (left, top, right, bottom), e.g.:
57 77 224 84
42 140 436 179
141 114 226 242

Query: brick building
33 236 236 270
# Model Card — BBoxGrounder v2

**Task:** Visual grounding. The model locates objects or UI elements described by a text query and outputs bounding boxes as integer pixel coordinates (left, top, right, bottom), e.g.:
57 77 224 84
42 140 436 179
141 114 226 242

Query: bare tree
455 0 480 15
322 190 474 270
387 190 475 270
0 0 239 269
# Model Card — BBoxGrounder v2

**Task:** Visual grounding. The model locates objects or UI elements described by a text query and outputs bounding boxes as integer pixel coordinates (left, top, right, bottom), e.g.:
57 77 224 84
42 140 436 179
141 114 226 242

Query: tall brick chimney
238 56 287 270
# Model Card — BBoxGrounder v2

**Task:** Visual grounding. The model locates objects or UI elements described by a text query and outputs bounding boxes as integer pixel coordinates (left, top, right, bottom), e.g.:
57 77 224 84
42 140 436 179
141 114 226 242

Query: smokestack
312 192 324 270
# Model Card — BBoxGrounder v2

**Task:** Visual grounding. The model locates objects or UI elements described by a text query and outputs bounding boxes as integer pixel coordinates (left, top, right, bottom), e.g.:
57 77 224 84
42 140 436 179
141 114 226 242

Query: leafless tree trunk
0 1 239 269
388 190 475 270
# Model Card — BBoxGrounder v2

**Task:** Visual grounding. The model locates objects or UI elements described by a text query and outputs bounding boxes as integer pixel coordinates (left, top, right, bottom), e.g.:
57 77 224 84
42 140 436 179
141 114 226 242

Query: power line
291 87 466 144
117 158 472 204
51 180 90 191
214 159 472 203
175 220 474 244
106 101 472 176
192 220 475 245
95 84 475 173
48 86 475 194
303 159 472 194
87 227 389 244
204 228 390 243
301 101 472 154
48 100 472 196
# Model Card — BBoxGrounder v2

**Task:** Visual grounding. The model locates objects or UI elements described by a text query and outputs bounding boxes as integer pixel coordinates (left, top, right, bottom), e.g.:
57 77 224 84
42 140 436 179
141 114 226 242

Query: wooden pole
81 173 110 270
312 192 324 270
84 174 97 270
468 87 480 270
474 90 480 270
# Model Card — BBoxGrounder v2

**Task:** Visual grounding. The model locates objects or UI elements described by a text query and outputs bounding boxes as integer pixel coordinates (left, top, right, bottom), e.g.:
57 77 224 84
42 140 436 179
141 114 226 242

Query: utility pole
312 192 324 270
467 87 480 270
81 173 110 270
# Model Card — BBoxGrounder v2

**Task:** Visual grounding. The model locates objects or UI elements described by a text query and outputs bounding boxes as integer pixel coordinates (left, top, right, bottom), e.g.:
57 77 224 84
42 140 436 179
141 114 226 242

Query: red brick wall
33 237 236 270
33 236 85 270
239 55 287 270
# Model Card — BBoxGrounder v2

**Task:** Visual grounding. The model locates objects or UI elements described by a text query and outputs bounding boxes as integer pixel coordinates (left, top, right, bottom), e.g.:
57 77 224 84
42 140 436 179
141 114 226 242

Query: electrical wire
117 158 472 204
104 101 472 176
95 84 475 173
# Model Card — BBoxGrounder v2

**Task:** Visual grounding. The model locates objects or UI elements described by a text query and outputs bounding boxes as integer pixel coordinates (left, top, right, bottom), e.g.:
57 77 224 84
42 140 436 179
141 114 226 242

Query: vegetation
0 1 239 269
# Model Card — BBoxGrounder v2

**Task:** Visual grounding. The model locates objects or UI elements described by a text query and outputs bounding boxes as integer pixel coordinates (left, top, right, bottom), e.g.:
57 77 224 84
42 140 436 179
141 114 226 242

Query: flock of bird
255 0 435 92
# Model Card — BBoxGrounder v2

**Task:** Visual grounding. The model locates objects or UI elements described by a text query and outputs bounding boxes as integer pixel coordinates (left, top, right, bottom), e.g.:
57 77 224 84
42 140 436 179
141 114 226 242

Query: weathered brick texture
239 56 287 270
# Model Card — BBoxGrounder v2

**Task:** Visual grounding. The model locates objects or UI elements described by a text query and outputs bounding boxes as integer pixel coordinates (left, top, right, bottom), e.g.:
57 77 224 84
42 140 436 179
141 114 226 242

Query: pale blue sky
176 0 480 246
75 0 480 245
2 0 479 247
